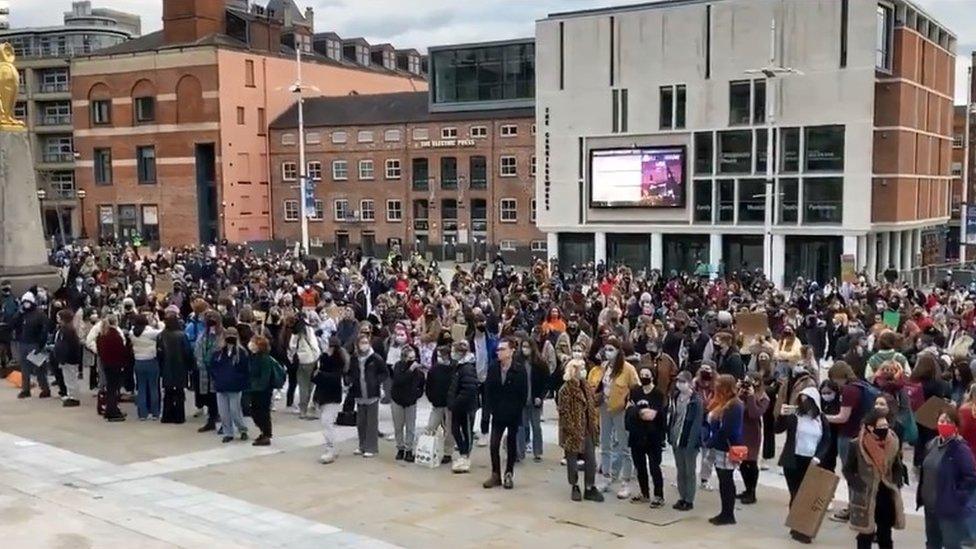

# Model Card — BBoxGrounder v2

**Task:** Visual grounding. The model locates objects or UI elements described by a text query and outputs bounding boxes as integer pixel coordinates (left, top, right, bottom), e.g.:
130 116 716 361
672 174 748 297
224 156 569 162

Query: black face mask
226 338 237 346
873 427 889 440
640 377 653 386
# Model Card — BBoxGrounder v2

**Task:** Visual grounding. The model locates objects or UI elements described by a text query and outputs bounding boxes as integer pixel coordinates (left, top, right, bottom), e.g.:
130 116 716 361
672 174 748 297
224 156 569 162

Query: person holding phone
777 386 831 543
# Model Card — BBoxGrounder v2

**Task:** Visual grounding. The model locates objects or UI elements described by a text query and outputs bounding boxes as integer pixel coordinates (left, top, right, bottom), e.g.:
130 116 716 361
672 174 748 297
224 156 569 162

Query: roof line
545 0 719 21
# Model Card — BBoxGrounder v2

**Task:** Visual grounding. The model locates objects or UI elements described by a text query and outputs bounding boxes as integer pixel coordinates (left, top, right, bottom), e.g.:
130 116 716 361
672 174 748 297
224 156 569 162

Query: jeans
567 436 597 488
631 443 664 499
17 344 49 394
250 389 273 438
356 400 379 453
134 358 160 419
784 456 813 505
215 391 247 437
60 363 80 400
925 511 969 549
286 359 298 407
599 406 632 482
673 446 699 503
452 408 474 456
319 402 340 450
490 419 519 475
297 362 315 415
517 403 543 459
837 435 853 506
391 402 417 451
426 406 455 455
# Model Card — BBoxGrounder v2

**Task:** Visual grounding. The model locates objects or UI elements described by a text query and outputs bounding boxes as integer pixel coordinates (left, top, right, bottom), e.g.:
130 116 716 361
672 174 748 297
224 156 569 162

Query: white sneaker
363 452 375 458
289 405 301 415
599 478 614 493
560 458 567 466
759 459 770 471
616 485 631 500
476 437 488 448
354 449 363 456
699 480 715 491
452 458 463 473
319 452 336 464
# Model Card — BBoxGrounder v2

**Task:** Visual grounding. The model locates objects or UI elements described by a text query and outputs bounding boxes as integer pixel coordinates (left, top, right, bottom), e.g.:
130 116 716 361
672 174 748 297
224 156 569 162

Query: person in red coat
958 386 976 458
96 315 129 421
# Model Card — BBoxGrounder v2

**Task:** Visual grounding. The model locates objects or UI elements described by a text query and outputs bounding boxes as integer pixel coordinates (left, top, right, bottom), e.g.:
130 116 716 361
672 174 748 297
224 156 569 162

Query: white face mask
358 345 371 356
521 347 532 357
394 335 407 345
604 349 618 361
676 381 691 394
572 351 584 360
578 368 588 380
822 392 836 402
247 342 258 353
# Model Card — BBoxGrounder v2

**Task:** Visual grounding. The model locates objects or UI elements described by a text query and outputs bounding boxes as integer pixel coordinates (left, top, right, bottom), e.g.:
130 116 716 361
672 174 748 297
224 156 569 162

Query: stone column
594 231 606 265
709 233 722 279
650 233 663 271
546 232 558 263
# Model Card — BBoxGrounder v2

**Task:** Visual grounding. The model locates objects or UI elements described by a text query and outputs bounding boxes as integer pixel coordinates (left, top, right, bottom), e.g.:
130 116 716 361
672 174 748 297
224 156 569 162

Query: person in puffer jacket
448 341 479 473
425 345 456 465
208 327 250 443
288 314 321 419
390 345 424 462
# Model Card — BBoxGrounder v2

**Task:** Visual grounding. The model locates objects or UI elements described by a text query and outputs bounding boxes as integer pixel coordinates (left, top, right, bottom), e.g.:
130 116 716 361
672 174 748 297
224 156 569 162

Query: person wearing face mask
287 314 321 420
736 372 769 505
625 364 667 508
193 310 224 432
208 328 250 443
669 371 703 511
158 313 194 424
517 338 549 463
390 345 424 462
587 339 640 499
557 356 603 502
348 334 388 458
470 313 498 447
817 379 842 473
776 386 831 543
774 346 818 423
247 335 280 446
424 343 456 467
51 308 83 407
844 410 906 549
0 283 18 370
312 337 347 463
447 341 479 473
12 292 50 399
703 374 745 526
482 337 528 490
711 332 744 380
917 409 976 549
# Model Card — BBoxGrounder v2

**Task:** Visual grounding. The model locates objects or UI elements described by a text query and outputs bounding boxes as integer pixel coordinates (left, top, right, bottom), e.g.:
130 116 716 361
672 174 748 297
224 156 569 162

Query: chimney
163 0 225 45
304 6 313 31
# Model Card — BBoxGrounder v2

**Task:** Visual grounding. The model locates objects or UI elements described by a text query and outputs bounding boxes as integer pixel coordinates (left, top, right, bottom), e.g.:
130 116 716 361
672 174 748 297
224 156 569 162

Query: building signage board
967 208 976 245
417 139 476 149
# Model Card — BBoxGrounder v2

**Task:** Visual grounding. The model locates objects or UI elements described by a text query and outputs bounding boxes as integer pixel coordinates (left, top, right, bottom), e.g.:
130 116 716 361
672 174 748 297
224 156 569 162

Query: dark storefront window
780 127 800 173
441 157 458 189
737 179 765 223
663 234 709 275
607 234 651 270
717 179 735 223
785 235 841 284
723 235 764 275
804 177 843 224
432 42 535 104
471 199 487 232
693 180 713 223
729 80 751 125
558 233 595 271
805 125 845 172
779 178 799 224
694 132 713 175
718 130 752 174
412 158 429 190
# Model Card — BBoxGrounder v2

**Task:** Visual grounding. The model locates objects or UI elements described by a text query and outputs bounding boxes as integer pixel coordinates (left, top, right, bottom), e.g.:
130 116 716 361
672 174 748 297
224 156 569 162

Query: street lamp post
961 66 972 264
77 188 88 239
745 18 802 288
291 45 311 255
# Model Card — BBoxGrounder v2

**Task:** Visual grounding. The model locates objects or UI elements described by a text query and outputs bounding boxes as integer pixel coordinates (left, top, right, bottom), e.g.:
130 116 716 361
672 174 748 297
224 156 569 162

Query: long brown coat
557 378 600 454
843 432 906 535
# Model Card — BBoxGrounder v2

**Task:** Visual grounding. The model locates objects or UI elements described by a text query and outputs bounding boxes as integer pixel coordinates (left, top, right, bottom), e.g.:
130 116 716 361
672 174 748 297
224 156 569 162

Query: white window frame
332 160 348 180
385 158 401 179
305 132 321 145
360 199 375 221
500 156 517 177
500 198 518 223
357 130 374 143
281 161 297 181
283 199 299 221
470 125 488 138
499 240 516 251
334 199 350 221
309 199 324 221
384 129 402 142
500 124 518 137
331 131 348 144
412 128 429 140
359 159 375 180
530 240 547 252
281 133 296 145
441 127 458 139
307 161 322 181
386 199 402 222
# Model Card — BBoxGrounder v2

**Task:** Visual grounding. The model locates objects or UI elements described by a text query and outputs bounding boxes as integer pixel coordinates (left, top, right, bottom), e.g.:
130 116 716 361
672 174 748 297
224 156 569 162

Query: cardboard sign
736 312 769 338
785 465 840 538
841 254 857 284
916 396 954 430
155 276 174 296
137 246 152 259
451 322 467 343
323 305 342 322
882 311 900 330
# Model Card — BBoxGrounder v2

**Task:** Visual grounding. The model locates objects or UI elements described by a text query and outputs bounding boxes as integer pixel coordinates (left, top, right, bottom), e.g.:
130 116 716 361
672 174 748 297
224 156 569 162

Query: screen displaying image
590 147 686 208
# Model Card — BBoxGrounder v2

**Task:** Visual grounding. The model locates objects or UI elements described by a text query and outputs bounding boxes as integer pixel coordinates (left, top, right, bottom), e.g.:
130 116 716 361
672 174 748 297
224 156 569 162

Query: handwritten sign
785 465 840 538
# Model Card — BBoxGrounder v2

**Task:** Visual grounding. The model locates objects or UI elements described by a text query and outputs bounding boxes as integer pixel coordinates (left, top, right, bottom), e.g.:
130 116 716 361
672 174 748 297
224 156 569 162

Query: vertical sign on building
0 0 9 30
967 207 976 245
304 178 316 217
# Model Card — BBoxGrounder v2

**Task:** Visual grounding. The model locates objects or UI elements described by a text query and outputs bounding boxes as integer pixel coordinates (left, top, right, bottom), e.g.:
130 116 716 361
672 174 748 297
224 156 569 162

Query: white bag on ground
414 427 444 468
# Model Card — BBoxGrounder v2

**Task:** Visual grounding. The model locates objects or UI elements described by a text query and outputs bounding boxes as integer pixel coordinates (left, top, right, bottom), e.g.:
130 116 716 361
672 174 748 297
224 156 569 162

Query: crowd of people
2 242 976 547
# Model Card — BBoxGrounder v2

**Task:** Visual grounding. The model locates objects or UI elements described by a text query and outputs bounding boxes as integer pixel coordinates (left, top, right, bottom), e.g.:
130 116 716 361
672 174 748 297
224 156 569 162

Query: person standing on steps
483 337 528 490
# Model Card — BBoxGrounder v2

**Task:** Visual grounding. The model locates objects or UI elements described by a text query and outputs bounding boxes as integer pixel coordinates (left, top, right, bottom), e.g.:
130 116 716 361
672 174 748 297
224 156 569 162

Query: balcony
441 178 458 190
413 219 429 231
41 152 74 163
37 114 72 131
39 82 70 93
471 219 488 232
442 219 458 232
470 178 488 190
412 178 429 191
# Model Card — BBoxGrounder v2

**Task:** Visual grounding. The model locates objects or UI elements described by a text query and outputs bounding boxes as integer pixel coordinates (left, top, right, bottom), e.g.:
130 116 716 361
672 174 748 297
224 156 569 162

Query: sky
7 0 975 102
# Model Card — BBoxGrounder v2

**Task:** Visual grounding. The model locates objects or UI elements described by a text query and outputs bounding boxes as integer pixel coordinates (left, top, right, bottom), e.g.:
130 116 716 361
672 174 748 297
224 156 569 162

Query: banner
967 207 976 245
840 254 856 284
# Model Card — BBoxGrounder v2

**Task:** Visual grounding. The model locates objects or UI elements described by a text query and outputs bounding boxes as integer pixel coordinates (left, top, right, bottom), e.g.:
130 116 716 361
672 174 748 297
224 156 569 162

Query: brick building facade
269 91 544 262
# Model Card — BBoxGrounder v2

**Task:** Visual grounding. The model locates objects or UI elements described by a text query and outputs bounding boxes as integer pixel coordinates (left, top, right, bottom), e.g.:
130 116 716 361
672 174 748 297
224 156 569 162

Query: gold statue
0 43 26 131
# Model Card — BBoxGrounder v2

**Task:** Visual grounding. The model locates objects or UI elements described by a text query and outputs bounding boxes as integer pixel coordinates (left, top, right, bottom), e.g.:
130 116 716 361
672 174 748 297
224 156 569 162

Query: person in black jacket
517 338 549 463
348 334 388 457
776 386 831 544
52 308 82 407
390 345 424 462
424 344 455 465
483 337 529 490
712 331 745 380
12 292 50 399
626 364 668 507
448 341 479 473
158 314 194 424
313 337 347 464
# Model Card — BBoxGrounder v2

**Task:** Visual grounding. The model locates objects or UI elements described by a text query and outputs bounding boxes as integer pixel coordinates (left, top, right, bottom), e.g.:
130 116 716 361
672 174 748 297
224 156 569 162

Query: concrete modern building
71 0 425 248
948 104 966 261
0 1 140 243
535 0 956 285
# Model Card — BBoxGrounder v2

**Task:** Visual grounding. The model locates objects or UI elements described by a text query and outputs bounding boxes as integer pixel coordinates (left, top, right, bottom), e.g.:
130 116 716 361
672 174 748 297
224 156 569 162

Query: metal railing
412 178 429 191
39 82 70 93
41 152 74 163
39 114 71 126
471 219 488 232
413 219 429 231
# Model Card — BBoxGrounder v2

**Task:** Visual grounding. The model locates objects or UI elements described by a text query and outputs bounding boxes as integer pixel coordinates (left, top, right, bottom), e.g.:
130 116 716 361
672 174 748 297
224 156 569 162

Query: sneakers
616 485 631 500
252 435 271 446
830 508 850 522
583 486 605 502
483 473 502 489
239 432 249 441
221 436 234 443
62 399 80 407
630 495 649 504
319 452 336 464
362 452 375 458
503 472 514 489
16 391 30 399
599 477 614 493
197 422 216 433
649 496 665 509
453 456 471 474
38 390 51 399
759 459 771 471
699 480 715 491
740 491 757 505
673 500 693 511
440 455 453 465
532 455 542 463
354 449 363 456
396 449 405 461
476 436 488 448
404 451 415 463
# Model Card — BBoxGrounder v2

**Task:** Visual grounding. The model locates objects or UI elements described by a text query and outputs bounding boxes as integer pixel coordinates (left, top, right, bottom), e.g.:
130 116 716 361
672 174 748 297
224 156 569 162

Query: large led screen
590 147 686 208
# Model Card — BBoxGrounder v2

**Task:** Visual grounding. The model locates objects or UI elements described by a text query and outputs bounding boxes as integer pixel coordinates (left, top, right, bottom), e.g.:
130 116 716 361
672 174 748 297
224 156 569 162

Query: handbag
727 445 749 463
414 428 445 469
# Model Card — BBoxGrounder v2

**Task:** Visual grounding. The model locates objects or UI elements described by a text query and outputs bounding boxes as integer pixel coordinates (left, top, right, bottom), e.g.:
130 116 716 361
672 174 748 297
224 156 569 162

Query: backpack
852 380 882 422
903 380 925 412
270 357 287 389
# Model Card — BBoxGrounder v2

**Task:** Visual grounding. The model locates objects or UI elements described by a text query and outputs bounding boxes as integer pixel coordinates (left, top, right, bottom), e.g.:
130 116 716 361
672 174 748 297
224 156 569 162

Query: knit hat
20 292 35 304
223 327 239 341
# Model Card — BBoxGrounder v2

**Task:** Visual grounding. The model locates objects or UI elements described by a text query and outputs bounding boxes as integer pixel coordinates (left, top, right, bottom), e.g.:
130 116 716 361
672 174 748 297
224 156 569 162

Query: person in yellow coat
587 337 640 499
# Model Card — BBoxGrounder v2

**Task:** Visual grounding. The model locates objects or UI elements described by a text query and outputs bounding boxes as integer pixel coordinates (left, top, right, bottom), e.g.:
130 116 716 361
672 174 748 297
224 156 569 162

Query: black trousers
452 408 473 456
52 363 66 396
250 389 273 438
103 368 123 419
286 360 298 407
490 419 518 475
739 460 759 494
479 383 492 435
856 484 896 549
122 361 134 393
762 389 777 460
784 456 813 506
631 443 664 499
716 468 736 519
